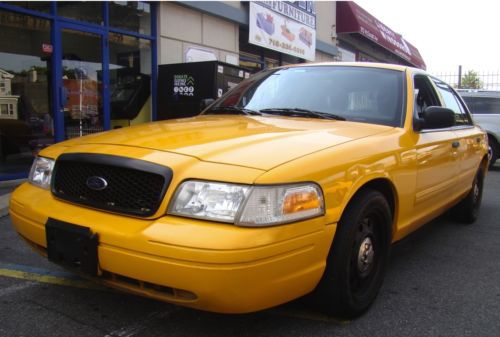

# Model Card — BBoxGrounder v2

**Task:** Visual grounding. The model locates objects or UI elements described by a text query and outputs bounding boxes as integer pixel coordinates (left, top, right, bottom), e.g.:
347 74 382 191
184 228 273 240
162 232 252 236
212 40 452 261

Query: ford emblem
86 176 108 191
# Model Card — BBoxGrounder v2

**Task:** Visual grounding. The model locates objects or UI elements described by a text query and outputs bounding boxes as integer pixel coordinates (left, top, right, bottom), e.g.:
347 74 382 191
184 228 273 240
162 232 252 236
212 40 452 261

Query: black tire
452 169 484 224
313 189 392 319
488 136 498 169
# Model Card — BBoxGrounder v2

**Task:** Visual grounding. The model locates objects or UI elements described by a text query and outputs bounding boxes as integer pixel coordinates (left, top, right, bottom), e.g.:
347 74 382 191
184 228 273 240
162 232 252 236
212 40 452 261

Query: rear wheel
488 136 498 169
314 189 392 319
452 169 484 224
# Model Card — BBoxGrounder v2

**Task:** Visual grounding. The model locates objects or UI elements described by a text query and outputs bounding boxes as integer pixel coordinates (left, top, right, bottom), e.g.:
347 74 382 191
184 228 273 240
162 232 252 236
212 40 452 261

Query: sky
354 0 500 74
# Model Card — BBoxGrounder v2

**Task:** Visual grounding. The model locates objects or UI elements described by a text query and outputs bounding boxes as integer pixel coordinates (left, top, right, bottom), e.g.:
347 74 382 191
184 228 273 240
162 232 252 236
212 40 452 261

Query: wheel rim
473 178 480 204
488 145 493 162
472 174 482 212
357 236 375 276
349 213 382 296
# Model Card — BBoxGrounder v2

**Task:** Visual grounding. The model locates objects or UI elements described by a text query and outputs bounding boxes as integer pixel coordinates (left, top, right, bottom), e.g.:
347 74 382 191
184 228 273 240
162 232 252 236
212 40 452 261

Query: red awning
336 2 426 70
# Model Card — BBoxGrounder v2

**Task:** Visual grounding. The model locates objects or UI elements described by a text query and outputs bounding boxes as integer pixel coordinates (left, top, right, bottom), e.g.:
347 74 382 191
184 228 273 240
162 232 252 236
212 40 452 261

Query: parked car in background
10 63 489 319
458 90 500 168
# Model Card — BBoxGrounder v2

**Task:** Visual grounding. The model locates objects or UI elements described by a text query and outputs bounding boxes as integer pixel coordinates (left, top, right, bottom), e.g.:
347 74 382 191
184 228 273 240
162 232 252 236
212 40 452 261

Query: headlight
28 157 54 189
168 181 250 223
237 184 324 227
168 180 324 226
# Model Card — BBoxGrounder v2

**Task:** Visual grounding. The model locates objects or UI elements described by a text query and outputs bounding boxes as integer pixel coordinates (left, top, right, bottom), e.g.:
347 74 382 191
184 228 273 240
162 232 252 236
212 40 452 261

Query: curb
0 193 10 218
0 179 26 188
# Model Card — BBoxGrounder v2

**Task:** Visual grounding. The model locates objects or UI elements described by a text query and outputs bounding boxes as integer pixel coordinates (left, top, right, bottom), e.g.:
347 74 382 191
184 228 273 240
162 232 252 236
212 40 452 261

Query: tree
461 70 483 89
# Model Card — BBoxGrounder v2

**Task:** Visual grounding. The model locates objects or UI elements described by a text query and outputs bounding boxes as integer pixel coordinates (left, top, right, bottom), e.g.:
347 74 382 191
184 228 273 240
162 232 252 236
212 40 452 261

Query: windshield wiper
205 106 263 116
259 108 345 121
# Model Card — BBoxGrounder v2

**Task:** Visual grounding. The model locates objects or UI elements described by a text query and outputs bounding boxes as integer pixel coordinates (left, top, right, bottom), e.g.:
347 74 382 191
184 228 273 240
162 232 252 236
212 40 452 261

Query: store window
281 53 303 66
0 10 51 176
358 52 378 63
109 1 151 35
338 47 356 62
0 2 155 180
109 32 151 128
239 27 303 73
57 1 104 25
0 1 51 13
61 29 103 139
239 52 263 73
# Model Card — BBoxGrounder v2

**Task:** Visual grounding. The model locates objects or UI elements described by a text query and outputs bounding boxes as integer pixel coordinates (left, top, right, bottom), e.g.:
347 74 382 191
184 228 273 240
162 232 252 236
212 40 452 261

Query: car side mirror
200 98 215 112
418 106 455 130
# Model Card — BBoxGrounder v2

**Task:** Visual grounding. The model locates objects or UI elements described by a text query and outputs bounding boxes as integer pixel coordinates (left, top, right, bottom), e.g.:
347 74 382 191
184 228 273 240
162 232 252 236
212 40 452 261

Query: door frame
53 21 110 142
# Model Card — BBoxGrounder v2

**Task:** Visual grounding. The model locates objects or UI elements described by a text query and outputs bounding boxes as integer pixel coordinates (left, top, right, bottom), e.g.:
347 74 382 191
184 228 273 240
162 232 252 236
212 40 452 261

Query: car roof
457 90 500 98
280 62 417 73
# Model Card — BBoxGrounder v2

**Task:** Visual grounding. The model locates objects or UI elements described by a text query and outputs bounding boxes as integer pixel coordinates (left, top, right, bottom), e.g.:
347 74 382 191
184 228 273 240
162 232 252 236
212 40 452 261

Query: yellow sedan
10 63 489 318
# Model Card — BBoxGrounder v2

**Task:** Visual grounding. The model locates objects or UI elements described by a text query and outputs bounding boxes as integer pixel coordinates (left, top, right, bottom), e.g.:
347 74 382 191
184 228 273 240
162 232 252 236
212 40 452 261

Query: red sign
42 43 53 54
336 2 426 70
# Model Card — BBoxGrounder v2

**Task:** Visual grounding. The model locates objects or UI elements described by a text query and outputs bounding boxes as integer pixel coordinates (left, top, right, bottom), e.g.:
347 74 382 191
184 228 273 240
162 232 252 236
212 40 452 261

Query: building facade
0 69 19 120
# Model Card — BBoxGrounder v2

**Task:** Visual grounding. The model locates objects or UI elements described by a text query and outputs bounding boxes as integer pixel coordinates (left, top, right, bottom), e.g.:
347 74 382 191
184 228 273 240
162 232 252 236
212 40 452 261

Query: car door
433 79 484 196
412 74 460 216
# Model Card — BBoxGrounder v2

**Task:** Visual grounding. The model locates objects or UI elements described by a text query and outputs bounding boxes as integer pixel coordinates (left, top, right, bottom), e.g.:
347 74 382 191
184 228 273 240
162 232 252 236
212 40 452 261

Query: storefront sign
249 1 316 61
336 2 426 69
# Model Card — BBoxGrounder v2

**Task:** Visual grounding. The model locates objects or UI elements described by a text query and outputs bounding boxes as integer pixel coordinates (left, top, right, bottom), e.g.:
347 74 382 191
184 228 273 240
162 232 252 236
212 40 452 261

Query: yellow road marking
267 306 351 324
0 268 105 291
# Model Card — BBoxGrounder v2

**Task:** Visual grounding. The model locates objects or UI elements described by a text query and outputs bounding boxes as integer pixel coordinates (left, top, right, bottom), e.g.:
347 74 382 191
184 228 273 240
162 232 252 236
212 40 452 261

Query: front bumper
10 183 336 313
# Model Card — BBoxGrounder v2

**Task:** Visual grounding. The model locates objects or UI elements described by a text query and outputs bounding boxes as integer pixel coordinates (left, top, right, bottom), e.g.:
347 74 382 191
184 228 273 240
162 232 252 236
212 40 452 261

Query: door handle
452 141 460 148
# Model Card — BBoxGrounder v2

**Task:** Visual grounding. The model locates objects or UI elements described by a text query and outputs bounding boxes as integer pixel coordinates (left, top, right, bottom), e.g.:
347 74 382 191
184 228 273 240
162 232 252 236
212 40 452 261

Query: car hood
61 115 393 170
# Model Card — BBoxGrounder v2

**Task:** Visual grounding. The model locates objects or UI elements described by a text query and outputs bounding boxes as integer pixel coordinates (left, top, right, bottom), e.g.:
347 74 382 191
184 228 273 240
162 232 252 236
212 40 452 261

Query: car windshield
206 66 405 127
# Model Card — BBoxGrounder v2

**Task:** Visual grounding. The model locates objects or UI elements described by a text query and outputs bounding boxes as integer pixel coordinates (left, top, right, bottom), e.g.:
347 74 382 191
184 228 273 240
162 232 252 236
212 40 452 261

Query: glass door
58 26 105 139
0 10 52 179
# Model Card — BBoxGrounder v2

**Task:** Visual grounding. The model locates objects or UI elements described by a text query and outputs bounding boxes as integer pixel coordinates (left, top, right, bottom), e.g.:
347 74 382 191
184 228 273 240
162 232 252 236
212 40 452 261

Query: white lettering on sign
257 1 316 28
375 21 411 56
173 74 195 96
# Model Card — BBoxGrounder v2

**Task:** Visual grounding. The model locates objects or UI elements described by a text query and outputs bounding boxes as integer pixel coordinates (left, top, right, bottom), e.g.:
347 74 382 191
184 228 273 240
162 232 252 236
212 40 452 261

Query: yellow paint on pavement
0 268 105 291
267 306 351 324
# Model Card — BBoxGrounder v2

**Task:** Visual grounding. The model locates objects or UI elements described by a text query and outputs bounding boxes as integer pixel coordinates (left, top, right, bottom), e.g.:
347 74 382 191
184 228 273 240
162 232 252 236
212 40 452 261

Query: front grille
52 153 173 217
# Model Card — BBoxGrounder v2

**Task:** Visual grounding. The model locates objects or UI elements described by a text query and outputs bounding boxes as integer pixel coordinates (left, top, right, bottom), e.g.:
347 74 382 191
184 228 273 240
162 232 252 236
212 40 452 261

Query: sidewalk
0 179 25 217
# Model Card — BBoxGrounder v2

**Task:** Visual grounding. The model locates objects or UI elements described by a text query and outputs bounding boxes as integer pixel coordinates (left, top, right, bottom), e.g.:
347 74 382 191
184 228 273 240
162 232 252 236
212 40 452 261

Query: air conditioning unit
331 25 337 39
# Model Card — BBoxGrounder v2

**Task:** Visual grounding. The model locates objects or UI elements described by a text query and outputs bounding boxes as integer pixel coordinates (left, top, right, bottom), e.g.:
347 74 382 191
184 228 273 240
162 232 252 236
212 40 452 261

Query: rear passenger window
462 96 500 114
433 80 471 126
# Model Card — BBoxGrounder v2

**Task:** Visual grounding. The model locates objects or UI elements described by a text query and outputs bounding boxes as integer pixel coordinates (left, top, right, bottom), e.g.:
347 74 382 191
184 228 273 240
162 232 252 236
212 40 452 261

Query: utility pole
458 65 462 89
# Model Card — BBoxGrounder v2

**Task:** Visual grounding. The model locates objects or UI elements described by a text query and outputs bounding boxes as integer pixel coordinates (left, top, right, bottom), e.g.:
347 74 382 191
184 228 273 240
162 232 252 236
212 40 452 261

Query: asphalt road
1 168 500 337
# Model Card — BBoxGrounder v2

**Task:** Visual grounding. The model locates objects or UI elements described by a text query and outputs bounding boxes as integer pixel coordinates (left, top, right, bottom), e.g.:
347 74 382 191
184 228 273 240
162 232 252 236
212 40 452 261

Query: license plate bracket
46 218 98 276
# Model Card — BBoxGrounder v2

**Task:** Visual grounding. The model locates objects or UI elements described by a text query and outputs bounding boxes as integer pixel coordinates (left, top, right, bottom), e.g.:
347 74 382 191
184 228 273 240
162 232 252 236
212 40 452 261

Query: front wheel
313 189 392 319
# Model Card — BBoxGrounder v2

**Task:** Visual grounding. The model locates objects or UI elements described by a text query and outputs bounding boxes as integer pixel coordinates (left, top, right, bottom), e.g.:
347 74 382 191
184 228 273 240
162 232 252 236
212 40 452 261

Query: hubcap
473 178 480 204
349 212 384 295
357 237 375 275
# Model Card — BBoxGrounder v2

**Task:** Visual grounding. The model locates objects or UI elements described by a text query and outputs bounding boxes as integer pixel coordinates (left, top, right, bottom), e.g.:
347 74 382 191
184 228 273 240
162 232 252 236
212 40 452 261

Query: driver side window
413 75 440 119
